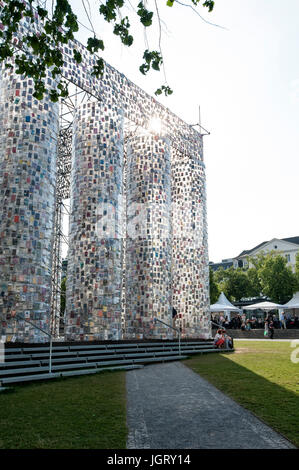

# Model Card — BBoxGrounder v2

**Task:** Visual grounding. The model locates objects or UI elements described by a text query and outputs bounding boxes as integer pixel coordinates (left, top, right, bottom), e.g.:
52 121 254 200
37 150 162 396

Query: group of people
213 329 234 349
211 312 299 331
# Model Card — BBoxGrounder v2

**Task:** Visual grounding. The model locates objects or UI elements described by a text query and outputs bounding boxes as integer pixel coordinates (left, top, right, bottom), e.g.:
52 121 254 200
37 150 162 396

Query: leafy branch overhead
0 0 215 101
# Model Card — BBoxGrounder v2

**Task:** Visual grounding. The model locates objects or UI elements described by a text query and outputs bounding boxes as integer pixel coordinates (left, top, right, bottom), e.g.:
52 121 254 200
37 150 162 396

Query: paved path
126 361 295 449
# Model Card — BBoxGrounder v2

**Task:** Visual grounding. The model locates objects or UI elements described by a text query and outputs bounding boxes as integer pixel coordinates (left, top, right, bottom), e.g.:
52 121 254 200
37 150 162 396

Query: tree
0 0 215 101
209 267 219 304
247 251 269 270
214 266 251 302
211 252 299 306
246 267 262 297
258 254 298 304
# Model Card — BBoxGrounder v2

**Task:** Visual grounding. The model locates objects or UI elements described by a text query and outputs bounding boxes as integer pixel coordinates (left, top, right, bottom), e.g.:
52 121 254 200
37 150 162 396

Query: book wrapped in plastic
0 64 59 343
125 132 172 339
65 101 124 341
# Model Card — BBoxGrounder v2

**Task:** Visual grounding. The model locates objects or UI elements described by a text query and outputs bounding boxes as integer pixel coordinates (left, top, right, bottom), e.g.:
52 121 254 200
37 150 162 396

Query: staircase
0 340 233 388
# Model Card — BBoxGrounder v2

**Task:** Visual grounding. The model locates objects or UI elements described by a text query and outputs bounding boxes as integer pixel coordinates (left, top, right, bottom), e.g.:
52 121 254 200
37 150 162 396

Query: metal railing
153 317 181 356
211 320 224 330
15 314 53 373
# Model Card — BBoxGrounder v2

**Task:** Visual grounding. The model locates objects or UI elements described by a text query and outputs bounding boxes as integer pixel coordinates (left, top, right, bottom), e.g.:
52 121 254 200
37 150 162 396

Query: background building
233 236 299 271
210 237 299 272
209 259 234 272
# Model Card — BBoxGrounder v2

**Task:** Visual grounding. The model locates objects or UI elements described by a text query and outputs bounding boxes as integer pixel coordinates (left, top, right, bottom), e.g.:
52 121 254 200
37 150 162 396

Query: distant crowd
211 312 299 330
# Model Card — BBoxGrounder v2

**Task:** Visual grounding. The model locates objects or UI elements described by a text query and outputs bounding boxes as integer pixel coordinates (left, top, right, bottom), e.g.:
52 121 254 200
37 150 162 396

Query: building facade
233 237 299 272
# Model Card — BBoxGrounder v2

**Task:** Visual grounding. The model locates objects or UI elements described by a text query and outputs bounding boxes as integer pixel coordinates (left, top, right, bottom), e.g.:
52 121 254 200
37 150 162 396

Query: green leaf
37 7 48 19
155 85 173 96
87 37 105 53
49 90 59 102
73 50 82 63
91 58 105 77
203 0 215 12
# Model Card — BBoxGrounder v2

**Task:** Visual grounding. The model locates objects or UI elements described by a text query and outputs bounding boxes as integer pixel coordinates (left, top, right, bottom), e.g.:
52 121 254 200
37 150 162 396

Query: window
285 254 291 263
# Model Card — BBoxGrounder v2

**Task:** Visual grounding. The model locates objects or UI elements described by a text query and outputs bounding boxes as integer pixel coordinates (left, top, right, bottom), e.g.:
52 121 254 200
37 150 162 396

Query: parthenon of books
0 8 210 343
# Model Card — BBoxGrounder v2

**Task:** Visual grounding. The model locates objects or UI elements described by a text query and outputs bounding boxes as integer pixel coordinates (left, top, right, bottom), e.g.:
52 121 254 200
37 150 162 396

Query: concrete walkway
126 362 295 449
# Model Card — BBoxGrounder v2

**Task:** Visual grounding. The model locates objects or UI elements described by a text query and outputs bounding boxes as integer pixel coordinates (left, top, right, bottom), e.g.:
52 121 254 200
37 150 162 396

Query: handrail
211 320 224 331
0 338 4 364
153 317 181 356
15 314 53 373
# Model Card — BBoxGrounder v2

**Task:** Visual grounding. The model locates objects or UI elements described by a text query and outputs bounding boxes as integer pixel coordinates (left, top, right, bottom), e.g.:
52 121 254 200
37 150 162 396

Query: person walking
172 306 178 336
268 320 274 339
280 311 286 329
264 319 269 337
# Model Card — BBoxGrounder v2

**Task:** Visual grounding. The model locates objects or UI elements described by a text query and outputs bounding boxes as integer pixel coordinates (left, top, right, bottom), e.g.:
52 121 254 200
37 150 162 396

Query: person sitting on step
214 329 225 349
222 329 233 349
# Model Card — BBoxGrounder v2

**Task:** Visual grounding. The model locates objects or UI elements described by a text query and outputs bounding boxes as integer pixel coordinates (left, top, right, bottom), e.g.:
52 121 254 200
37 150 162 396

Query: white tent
210 292 241 321
244 301 284 311
282 292 299 309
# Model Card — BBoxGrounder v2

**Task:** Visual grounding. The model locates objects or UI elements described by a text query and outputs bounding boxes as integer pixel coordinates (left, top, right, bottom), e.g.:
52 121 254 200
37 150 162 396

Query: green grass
184 340 299 447
0 371 127 449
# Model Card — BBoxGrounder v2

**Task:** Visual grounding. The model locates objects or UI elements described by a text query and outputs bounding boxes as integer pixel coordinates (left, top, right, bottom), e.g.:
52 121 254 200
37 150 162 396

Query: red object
216 339 225 347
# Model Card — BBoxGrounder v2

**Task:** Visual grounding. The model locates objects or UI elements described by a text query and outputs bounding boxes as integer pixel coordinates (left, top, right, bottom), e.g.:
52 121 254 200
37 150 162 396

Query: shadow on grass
0 370 127 449
184 352 299 448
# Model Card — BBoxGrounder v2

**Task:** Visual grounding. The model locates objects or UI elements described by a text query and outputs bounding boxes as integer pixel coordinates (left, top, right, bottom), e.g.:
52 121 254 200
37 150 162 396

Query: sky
58 0 299 262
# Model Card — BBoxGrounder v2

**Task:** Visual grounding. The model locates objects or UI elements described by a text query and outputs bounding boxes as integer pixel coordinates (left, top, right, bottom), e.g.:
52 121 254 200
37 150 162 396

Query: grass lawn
0 371 127 449
184 340 299 448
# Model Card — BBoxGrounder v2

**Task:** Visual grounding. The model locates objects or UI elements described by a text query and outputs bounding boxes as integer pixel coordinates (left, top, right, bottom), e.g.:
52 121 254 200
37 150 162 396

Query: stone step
0 344 231 387
0 365 145 385
2 344 215 363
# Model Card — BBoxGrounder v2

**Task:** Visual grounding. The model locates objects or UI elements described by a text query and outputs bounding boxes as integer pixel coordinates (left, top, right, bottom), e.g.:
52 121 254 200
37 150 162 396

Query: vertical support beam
50 197 62 338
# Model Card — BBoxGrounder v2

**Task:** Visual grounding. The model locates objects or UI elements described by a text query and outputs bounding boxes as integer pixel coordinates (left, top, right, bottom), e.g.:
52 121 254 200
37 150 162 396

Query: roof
237 241 267 258
282 291 299 309
236 236 299 258
210 292 241 312
282 236 299 246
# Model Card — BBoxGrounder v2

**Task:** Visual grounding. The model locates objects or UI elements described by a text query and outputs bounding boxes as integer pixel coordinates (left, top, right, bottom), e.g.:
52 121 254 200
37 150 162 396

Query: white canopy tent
243 301 284 311
281 292 299 310
210 292 241 321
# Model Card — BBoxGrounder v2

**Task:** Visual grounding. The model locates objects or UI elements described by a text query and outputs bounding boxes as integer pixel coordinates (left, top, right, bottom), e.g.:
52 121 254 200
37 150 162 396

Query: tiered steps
0 340 233 386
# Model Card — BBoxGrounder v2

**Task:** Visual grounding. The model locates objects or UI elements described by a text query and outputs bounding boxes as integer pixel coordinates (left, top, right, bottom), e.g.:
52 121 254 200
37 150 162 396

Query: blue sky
61 0 299 262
